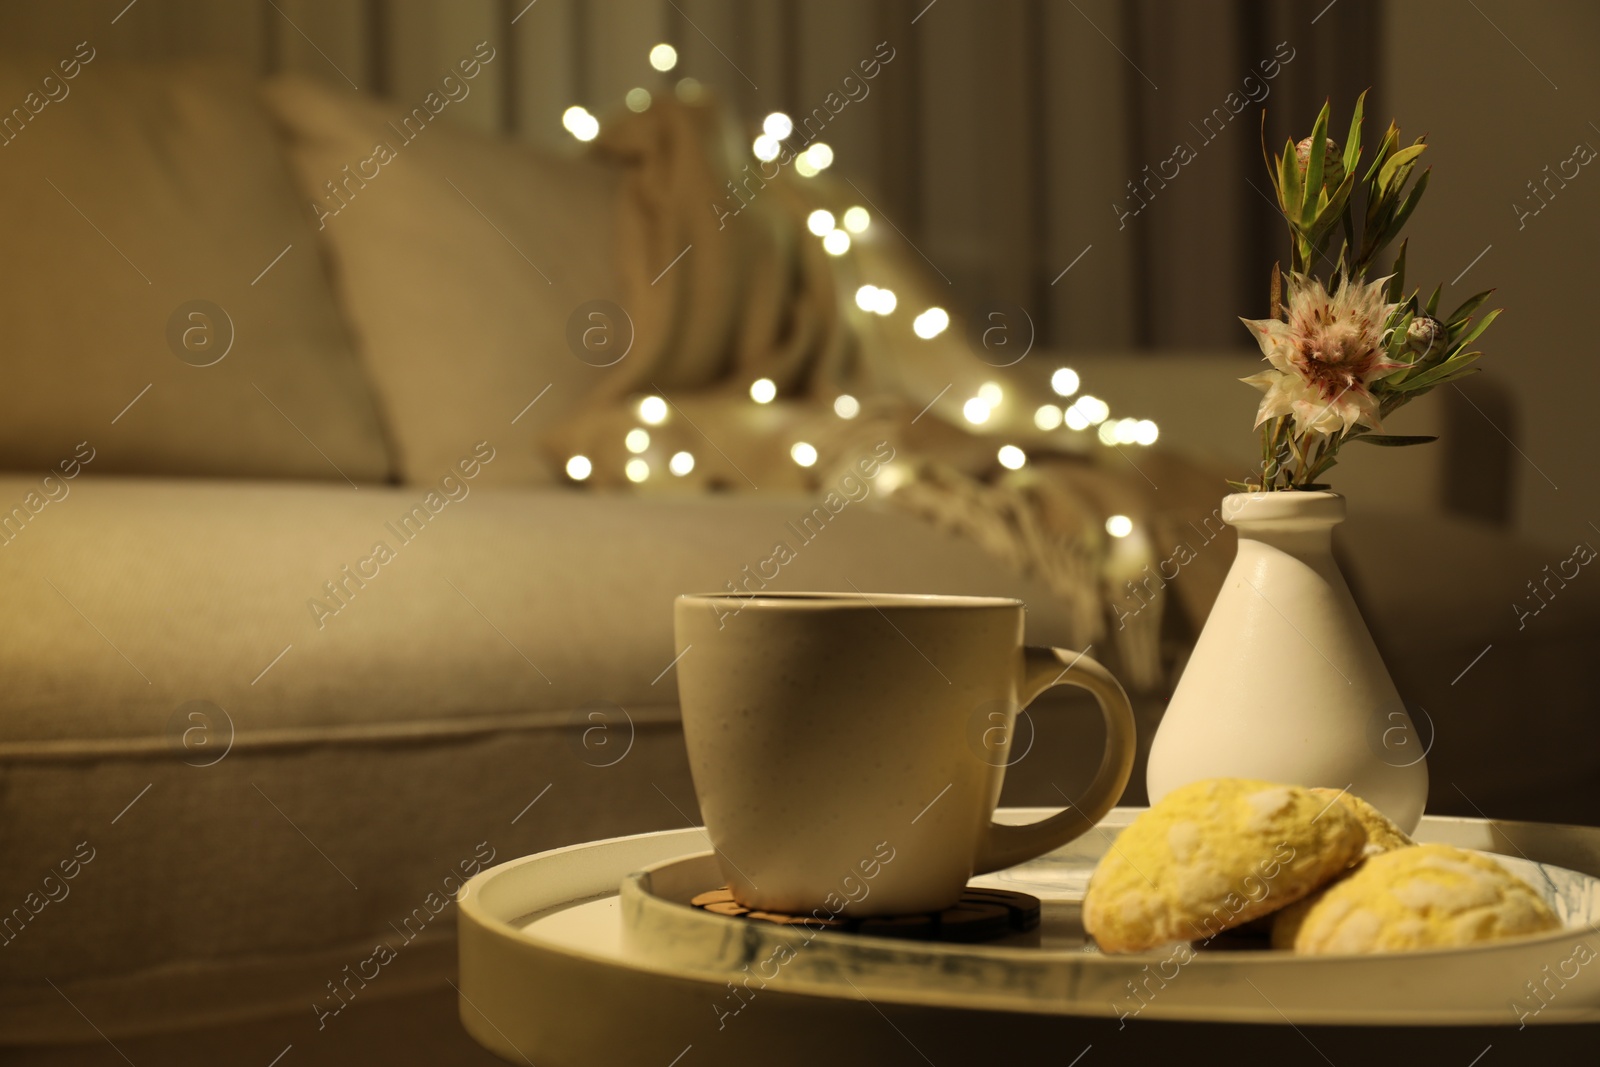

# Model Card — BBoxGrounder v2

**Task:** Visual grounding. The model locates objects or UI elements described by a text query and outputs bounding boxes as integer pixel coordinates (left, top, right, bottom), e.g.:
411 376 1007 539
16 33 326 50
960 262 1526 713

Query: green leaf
1280 138 1303 222
1353 434 1439 447
1386 239 1408 301
1259 110 1284 211
1382 310 1419 383
1453 306 1502 348
1268 154 1290 216
1343 90 1367 177
1317 168 1358 234
1387 166 1430 238
1378 142 1427 194
1364 122 1400 182
1398 366 1484 397
1425 283 1442 317
1446 289 1495 328
1301 101 1330 227
1385 351 1483 392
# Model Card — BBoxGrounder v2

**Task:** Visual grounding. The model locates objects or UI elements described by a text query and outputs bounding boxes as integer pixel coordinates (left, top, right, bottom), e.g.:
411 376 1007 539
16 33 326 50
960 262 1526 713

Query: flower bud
1296 136 1345 189
1407 315 1444 356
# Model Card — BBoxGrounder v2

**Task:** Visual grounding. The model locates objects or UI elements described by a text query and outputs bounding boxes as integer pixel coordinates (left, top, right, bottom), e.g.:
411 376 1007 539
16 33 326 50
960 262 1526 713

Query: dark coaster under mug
689 886 1041 943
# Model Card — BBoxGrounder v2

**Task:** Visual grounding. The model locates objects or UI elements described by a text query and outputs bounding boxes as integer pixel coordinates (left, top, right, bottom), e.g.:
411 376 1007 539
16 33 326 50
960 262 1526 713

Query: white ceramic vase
1146 491 1428 833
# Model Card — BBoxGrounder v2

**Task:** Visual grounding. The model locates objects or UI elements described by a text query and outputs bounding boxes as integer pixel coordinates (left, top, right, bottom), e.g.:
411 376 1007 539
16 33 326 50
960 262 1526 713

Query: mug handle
972 647 1136 876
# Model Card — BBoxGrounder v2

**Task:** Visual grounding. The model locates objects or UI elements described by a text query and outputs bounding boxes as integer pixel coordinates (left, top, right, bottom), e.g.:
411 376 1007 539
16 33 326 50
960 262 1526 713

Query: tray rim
626 845 1600 968
458 808 1600 1029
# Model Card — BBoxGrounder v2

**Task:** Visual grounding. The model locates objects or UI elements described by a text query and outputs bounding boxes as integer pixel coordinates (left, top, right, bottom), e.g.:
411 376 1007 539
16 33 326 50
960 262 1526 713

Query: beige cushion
262 75 628 486
0 61 389 483
0 475 1087 745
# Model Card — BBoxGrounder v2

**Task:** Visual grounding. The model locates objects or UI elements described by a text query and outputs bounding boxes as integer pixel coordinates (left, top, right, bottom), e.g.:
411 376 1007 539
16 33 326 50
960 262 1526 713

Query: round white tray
457 809 1600 1065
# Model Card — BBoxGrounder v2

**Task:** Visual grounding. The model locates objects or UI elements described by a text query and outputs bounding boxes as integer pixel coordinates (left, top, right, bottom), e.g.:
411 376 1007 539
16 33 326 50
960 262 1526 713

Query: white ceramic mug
674 592 1136 917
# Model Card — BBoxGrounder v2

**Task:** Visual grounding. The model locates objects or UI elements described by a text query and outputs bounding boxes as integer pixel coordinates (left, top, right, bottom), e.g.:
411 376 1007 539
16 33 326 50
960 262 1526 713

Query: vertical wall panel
586 0 666 116
108 0 270 68
385 0 503 131
508 0 578 147
979 0 1037 310
1042 0 1138 348
0 0 1352 358
916 1 986 297
1129 0 1248 348
0 0 262 68
870 0 923 254
916 0 1035 305
0 2 104 58
675 0 741 113
270 0 370 89
794 0 882 197
728 0 786 124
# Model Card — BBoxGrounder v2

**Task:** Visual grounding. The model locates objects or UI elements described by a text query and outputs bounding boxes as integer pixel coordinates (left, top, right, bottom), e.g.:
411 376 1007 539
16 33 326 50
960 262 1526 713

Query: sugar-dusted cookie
1083 778 1367 953
1309 787 1413 855
1282 843 1561 955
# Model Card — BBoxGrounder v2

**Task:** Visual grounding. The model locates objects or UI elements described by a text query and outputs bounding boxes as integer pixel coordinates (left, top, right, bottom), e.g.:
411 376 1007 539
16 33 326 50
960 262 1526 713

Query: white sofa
4 63 1596 1066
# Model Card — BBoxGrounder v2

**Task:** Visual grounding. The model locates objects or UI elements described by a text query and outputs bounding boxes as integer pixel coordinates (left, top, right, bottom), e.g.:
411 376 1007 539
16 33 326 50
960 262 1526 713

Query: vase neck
1221 491 1344 557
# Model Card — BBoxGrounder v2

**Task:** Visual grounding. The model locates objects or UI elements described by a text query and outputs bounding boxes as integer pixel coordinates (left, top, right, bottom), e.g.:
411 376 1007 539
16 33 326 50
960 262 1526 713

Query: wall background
1383 0 1597 545
3 0 1587 543
0 0 1377 348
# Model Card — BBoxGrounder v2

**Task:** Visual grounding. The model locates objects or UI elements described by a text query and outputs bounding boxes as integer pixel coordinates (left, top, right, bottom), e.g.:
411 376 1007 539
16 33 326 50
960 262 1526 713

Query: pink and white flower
1240 273 1402 436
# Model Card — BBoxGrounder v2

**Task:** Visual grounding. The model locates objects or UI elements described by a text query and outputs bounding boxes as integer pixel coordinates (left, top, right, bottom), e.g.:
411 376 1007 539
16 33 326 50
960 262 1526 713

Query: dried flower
1241 273 1401 436
1236 93 1500 493
1296 135 1345 189
1406 315 1444 357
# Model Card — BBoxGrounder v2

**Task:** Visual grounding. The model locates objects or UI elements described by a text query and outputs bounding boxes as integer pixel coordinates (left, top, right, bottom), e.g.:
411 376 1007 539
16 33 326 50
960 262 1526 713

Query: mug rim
677 591 1023 610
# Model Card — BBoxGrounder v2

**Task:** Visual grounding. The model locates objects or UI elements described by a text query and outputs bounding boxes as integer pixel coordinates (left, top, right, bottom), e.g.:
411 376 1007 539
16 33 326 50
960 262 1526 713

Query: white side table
458 808 1600 1065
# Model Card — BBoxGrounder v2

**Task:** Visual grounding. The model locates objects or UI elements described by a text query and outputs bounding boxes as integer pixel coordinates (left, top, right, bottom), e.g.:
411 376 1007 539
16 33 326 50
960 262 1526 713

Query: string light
834 394 860 419
791 441 818 467
562 105 600 141
753 134 780 161
649 43 678 71
1050 367 1080 397
1034 404 1063 431
750 378 777 403
763 112 793 139
669 451 695 476
625 458 650 483
1075 395 1109 424
625 88 652 112
794 153 820 178
978 381 1003 406
1135 419 1160 445
962 397 991 425
806 209 836 236
912 307 950 339
822 230 850 255
1106 514 1134 538
566 455 593 481
674 78 703 102
856 286 895 315
625 428 650 453
997 445 1026 470
1097 421 1120 445
638 396 668 424
1113 418 1139 445
842 206 870 233
805 143 834 170
1063 406 1090 431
